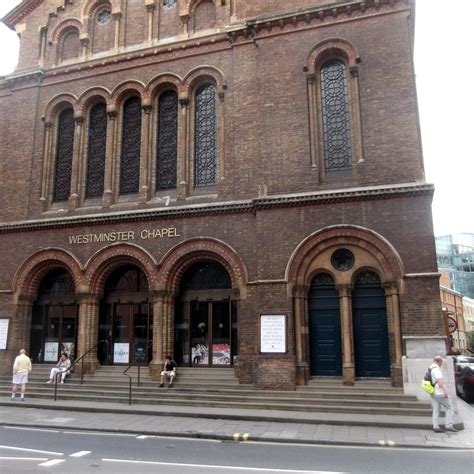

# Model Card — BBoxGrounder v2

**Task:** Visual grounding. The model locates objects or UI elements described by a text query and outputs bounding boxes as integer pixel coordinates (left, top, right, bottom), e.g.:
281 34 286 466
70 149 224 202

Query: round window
331 248 355 272
97 9 112 25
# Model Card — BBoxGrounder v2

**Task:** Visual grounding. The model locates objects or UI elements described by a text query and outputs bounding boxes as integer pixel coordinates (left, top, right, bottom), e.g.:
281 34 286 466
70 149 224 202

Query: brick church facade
0 0 443 388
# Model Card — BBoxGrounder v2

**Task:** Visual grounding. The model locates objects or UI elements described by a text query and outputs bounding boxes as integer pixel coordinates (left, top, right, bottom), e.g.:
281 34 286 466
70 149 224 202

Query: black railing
52 340 109 401
123 340 153 405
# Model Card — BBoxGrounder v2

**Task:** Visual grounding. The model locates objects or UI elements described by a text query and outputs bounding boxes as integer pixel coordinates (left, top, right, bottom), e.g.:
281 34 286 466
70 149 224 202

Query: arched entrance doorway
308 273 342 376
352 271 390 377
175 261 237 367
30 268 78 363
98 265 152 365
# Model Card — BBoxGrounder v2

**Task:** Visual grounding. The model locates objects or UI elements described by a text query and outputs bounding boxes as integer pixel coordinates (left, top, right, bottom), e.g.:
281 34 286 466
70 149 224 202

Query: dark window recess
53 108 74 202
156 90 178 190
86 102 107 198
181 261 231 290
331 248 355 272
194 84 216 187
120 96 142 194
105 265 149 292
321 60 352 172
38 268 75 295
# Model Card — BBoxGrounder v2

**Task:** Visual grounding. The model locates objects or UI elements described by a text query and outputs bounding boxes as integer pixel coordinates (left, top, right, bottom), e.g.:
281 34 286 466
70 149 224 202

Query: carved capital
383 281 399 295
350 66 359 77
107 110 117 120
336 283 352 297
306 73 316 84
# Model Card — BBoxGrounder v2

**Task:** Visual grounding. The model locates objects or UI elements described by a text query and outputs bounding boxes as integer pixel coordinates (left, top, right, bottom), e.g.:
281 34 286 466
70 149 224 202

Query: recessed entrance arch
174 260 237 367
98 265 153 365
30 268 78 363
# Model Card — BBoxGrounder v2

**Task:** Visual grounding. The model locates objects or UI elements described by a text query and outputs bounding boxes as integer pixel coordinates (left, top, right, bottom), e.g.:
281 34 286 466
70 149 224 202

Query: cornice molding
0 183 434 234
2 0 44 30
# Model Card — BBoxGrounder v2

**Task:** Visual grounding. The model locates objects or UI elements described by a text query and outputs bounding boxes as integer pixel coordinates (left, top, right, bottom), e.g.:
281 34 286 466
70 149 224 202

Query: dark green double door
309 272 390 378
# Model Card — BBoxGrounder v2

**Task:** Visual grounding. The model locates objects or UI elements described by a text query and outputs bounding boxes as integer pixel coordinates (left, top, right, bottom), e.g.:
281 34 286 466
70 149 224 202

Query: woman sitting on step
46 353 71 384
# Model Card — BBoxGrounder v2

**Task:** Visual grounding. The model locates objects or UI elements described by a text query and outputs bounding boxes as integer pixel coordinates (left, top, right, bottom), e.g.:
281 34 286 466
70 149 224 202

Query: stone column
113 12 122 52
68 114 84 210
145 1 155 45
76 293 100 375
149 290 173 379
384 282 403 386
306 73 319 170
40 121 53 211
102 109 117 208
80 36 89 61
337 284 354 385
38 27 48 67
179 14 189 40
350 66 365 164
294 285 309 385
139 104 152 204
16 295 35 357
177 97 189 199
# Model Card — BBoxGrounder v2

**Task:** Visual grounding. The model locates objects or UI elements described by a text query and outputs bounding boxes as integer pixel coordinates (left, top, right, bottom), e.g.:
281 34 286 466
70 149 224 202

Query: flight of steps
0 364 432 417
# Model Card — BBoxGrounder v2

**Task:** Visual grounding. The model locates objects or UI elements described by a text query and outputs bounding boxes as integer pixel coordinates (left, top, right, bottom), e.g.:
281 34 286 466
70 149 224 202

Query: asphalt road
1 425 473 473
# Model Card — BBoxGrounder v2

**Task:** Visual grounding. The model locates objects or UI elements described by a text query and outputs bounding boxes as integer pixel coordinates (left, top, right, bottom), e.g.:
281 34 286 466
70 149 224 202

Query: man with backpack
428 356 457 433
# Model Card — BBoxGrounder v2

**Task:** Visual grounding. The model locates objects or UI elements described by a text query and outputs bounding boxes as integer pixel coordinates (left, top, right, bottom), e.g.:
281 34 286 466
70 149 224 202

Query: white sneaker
46 380 51 384
60 381 64 384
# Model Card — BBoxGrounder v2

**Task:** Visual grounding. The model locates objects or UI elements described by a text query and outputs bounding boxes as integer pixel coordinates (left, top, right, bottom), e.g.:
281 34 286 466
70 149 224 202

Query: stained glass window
86 102 107 198
53 108 74 202
321 60 352 172
120 96 142 194
156 90 178 190
194 84 216 187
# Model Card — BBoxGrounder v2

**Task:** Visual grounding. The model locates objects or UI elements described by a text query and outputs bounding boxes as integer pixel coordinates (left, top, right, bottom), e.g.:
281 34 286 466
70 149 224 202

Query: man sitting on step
46 353 71 384
159 355 177 388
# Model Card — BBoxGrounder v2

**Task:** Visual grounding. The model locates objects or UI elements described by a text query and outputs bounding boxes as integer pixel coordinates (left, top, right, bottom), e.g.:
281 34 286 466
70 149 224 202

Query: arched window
156 90 178 190
86 102 107 198
193 0 216 32
194 84 216 187
53 108 75 202
320 59 352 173
120 96 142 194
60 29 81 63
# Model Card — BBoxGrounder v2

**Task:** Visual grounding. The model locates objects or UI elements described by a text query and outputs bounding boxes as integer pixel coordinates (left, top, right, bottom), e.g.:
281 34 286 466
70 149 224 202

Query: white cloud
0 0 473 234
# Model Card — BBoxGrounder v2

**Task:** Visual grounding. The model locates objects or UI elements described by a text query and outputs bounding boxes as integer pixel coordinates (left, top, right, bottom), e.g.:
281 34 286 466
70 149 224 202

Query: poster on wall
60 342 75 360
113 343 130 364
0 319 9 350
212 343 231 365
44 342 59 362
191 344 208 365
260 314 286 353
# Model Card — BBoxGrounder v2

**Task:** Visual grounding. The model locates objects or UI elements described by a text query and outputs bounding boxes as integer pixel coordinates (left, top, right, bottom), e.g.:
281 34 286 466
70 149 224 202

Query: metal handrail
123 340 153 405
52 339 109 401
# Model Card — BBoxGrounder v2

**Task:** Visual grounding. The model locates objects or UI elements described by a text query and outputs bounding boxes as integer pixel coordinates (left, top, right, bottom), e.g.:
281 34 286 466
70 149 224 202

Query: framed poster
260 314 286 353
44 342 59 362
0 319 9 350
113 343 130 364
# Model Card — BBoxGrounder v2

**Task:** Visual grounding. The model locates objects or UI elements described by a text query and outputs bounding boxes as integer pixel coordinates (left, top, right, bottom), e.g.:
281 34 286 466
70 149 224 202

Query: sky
0 0 473 236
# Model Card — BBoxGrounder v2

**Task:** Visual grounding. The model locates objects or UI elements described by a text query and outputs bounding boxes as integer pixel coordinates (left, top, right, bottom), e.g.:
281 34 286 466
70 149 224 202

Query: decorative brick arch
111 80 147 107
81 0 114 20
85 243 159 296
183 65 226 98
77 87 111 113
147 73 183 102
306 37 360 71
158 238 247 296
42 93 78 123
13 248 84 299
286 225 405 289
50 18 84 45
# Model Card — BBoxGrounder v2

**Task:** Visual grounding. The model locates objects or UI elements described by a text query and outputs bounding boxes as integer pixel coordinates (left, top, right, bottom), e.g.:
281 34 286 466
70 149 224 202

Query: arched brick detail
306 37 360 70
77 87 111 113
81 0 114 20
42 93 78 123
183 65 226 97
147 73 183 102
85 243 159 296
286 225 405 289
158 238 247 295
111 80 147 106
13 248 84 299
50 18 84 45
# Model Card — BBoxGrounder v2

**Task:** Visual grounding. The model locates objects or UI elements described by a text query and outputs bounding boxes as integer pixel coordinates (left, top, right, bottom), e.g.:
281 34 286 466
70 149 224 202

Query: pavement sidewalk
1 397 472 450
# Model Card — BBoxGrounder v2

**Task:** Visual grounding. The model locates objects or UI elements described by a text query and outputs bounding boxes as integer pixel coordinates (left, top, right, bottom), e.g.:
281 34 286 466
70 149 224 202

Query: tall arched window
86 102 107 198
194 84 216 187
120 96 142 194
156 90 178 190
53 108 75 202
193 0 216 32
320 59 352 173
60 29 81 63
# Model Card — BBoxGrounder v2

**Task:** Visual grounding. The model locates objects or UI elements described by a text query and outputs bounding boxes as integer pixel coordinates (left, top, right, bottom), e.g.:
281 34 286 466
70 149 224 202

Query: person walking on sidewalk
429 355 458 433
47 353 71 384
159 356 177 388
11 348 32 401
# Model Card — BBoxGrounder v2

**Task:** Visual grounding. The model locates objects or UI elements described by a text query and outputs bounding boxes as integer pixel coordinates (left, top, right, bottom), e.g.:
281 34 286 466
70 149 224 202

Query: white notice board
260 314 286 353
0 319 9 350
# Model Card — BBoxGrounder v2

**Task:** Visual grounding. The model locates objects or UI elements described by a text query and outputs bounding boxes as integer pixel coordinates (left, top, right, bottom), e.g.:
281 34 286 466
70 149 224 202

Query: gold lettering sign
68 227 180 245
